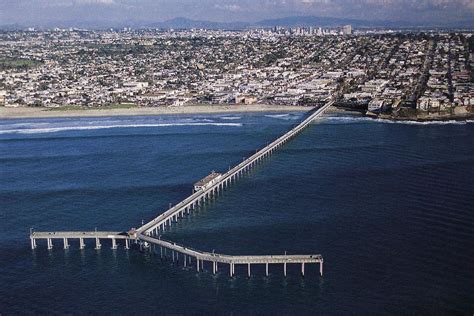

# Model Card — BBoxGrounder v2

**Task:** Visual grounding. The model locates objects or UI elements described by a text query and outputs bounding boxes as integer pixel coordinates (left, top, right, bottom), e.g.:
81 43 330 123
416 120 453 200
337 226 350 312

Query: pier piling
29 101 333 279
95 238 101 250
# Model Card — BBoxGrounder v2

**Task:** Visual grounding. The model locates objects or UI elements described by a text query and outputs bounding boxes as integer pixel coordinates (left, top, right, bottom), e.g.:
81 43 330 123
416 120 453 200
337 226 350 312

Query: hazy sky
1 0 473 26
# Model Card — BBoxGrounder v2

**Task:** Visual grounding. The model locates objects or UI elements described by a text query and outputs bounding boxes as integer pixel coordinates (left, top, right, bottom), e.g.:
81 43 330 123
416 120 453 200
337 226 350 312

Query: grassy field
0 58 42 70
47 103 138 111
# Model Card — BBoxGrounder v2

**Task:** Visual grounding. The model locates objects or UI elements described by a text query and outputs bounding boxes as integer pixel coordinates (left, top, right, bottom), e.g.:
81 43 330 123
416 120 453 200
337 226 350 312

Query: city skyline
1 0 474 28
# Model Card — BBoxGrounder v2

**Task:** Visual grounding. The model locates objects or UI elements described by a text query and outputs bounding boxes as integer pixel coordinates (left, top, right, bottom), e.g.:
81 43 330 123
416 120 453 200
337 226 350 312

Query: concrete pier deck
140 235 323 276
30 100 333 277
136 100 334 236
30 231 130 239
30 231 132 250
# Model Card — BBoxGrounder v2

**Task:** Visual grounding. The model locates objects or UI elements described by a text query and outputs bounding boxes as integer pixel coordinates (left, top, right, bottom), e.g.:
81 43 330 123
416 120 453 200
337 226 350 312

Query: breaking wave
220 116 242 120
321 115 471 125
0 122 242 135
264 113 301 120
380 119 468 126
265 114 290 118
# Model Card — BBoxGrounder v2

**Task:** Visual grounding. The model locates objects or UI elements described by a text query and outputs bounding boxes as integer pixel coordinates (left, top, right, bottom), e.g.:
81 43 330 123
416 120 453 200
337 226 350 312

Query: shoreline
333 106 474 122
0 104 314 119
3 104 469 123
370 112 474 122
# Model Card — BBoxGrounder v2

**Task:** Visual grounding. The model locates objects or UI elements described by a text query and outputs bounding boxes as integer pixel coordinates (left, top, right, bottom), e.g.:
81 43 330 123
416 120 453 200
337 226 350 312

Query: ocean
0 112 473 314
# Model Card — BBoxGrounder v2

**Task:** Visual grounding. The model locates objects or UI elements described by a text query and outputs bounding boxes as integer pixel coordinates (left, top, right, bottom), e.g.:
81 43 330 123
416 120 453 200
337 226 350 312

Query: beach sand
0 104 315 119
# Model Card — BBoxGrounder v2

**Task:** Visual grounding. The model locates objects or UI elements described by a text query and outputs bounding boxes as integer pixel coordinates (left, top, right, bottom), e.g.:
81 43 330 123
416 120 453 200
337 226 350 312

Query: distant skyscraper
342 25 352 35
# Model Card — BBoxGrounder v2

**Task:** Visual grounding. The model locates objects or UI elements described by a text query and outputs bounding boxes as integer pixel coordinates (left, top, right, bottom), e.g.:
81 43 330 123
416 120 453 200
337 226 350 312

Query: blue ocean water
0 112 473 314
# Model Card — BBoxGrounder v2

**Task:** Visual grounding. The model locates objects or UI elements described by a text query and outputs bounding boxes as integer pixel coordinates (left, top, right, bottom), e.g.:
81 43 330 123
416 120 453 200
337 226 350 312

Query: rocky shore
368 106 474 122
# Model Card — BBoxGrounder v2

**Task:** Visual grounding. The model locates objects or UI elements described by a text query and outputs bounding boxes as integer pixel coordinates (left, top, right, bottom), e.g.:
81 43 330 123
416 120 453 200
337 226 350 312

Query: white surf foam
322 115 469 126
265 114 290 119
375 119 467 126
264 113 302 121
321 116 373 123
220 116 242 120
0 122 242 135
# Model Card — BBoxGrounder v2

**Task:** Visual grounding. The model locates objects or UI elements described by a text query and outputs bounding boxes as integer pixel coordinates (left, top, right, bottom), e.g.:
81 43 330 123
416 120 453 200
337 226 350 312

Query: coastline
333 106 474 122
367 111 474 122
0 104 314 119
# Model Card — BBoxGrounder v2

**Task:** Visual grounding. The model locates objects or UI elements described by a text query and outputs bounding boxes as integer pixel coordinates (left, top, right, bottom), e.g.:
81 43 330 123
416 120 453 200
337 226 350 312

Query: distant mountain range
1 15 473 30
144 16 473 29
147 16 380 29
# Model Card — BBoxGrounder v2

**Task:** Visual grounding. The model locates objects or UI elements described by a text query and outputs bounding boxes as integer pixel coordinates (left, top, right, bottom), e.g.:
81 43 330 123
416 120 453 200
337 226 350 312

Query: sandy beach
0 104 315 119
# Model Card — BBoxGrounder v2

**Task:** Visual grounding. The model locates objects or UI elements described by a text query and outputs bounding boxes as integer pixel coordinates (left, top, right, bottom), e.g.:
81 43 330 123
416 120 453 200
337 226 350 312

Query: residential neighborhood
0 29 472 119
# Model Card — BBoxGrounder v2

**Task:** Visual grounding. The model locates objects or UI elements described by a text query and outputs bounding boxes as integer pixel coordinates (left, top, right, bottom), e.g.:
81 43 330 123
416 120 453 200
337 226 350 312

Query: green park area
47 103 138 111
0 58 42 70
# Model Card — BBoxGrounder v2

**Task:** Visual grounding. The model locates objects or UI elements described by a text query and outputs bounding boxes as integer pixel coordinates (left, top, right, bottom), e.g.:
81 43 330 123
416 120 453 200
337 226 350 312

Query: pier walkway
136 101 334 236
30 231 131 250
140 235 323 277
30 100 333 278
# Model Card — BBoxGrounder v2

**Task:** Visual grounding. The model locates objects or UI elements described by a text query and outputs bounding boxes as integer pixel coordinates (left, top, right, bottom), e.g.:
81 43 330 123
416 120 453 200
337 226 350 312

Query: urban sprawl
0 27 473 120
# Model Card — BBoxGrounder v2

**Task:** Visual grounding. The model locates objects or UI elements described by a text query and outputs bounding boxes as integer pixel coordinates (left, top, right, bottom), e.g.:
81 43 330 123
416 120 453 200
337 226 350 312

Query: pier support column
230 263 233 277
30 237 37 250
320 260 323 276
111 238 117 250
247 263 251 277
284 263 287 277
213 262 216 275
125 239 130 250
301 263 305 277
79 238 85 249
172 251 175 262
47 238 53 250
196 259 200 272
184 255 187 267
95 238 101 250
266 263 269 277
63 238 69 249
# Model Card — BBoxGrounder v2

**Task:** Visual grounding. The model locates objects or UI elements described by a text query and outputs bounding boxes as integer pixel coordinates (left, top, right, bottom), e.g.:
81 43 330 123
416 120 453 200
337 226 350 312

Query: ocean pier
140 235 323 277
30 100 333 278
30 231 131 250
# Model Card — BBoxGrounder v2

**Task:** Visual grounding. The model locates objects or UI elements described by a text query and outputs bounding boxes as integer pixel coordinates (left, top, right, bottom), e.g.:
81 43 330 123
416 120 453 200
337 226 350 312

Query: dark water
0 113 473 315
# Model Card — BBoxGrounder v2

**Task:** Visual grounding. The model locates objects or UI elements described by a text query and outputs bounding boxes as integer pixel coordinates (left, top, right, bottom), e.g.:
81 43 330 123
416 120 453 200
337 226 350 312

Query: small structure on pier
127 228 137 238
29 101 334 279
194 171 222 192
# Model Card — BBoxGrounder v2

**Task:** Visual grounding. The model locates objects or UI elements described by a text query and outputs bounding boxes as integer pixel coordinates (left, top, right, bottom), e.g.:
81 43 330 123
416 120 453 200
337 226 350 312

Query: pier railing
30 100 333 278
136 100 334 236
140 234 323 277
